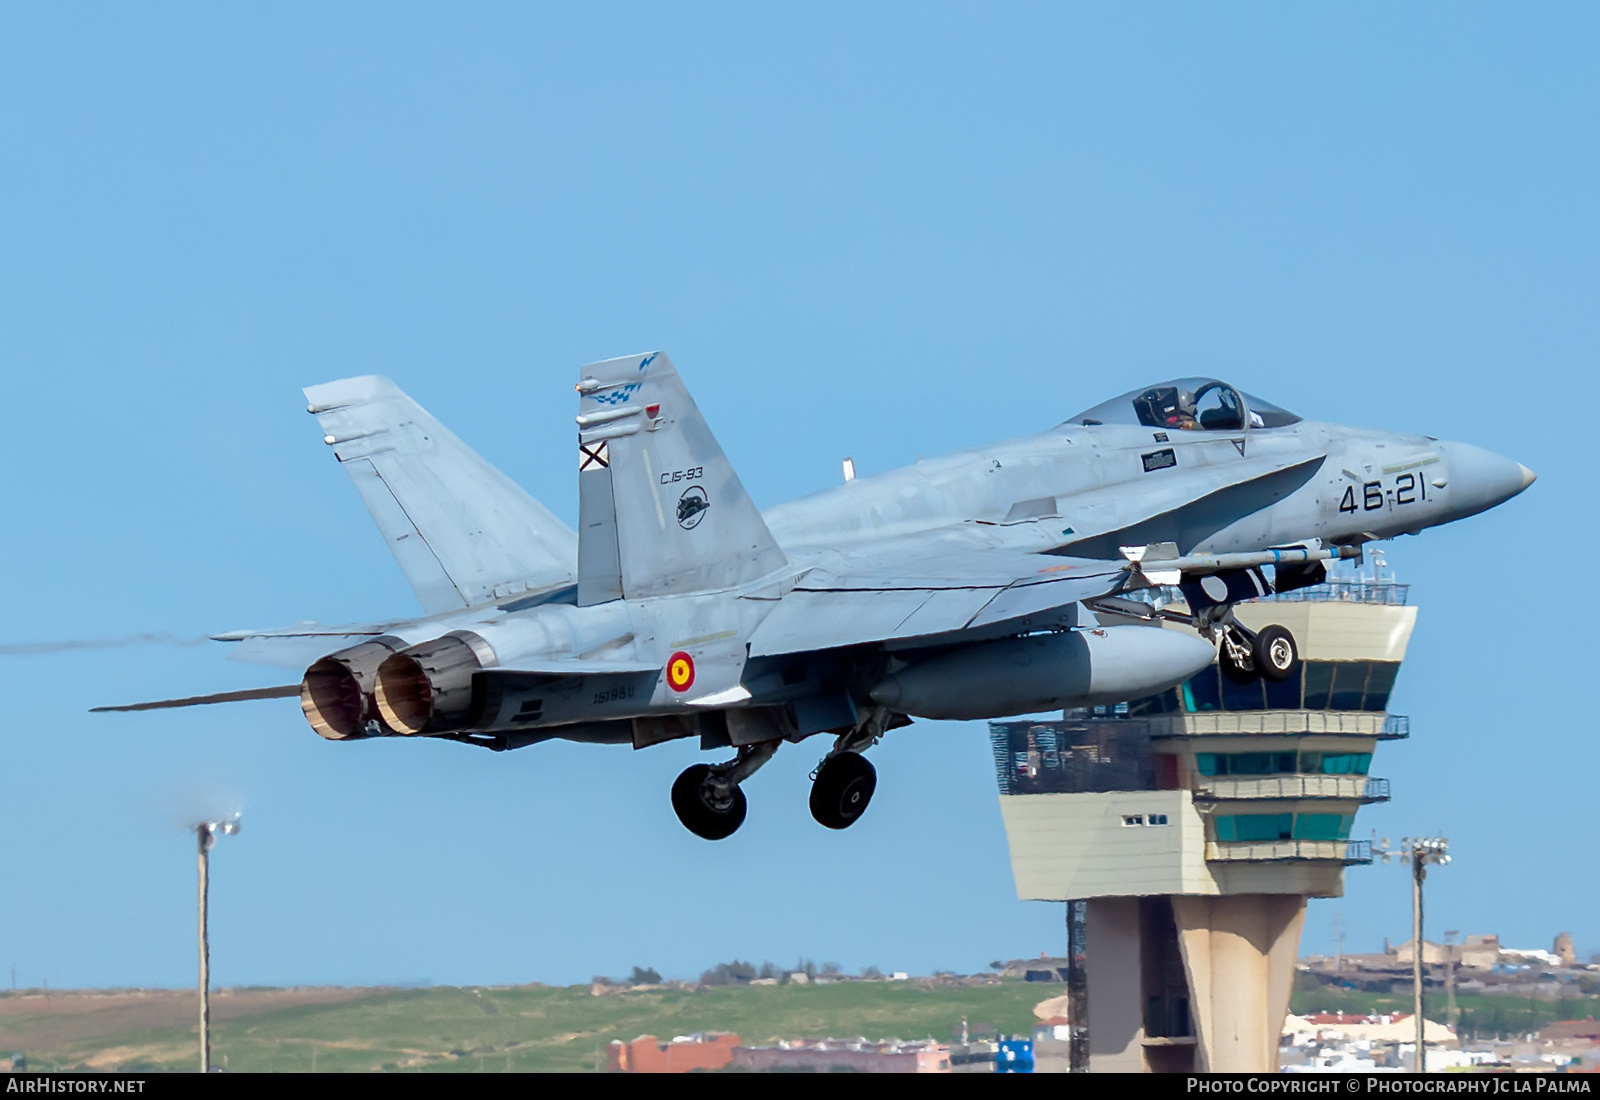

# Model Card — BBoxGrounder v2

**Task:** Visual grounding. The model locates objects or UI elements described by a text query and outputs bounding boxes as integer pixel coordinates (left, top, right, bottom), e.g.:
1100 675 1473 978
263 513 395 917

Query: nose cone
1438 442 1536 522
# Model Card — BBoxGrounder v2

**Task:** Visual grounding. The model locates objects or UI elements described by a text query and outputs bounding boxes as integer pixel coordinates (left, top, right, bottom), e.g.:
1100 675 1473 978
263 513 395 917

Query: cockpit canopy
1068 378 1302 431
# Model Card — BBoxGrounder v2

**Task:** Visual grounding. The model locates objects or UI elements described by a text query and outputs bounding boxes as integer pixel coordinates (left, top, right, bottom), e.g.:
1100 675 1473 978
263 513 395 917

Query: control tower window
1291 813 1356 841
1214 812 1355 843
1195 751 1297 777
1197 750 1372 777
1299 751 1373 776
1214 813 1292 842
1179 661 1395 713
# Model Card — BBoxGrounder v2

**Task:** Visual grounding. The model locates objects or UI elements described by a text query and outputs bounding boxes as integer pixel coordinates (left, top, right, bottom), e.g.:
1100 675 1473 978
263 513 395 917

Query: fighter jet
97 356 1534 839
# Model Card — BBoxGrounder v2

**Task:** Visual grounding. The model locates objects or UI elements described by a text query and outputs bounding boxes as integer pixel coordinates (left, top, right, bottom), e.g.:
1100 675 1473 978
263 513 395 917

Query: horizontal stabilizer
91 684 301 713
306 376 578 615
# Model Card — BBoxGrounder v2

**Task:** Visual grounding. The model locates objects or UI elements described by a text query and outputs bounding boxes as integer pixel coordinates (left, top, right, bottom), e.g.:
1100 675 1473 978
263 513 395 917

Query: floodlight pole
197 823 214 1075
194 815 238 1074
1376 834 1449 1075
1411 850 1424 1073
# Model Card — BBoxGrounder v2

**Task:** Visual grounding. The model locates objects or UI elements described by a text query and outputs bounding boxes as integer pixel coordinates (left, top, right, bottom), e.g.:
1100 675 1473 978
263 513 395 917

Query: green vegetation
12 981 1052 1073
1290 971 1600 1041
19 972 1594 1071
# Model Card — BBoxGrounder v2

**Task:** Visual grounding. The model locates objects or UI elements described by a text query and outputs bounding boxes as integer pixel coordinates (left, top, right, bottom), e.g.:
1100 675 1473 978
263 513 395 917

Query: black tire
1252 625 1299 682
809 753 877 830
670 763 747 841
1218 638 1259 684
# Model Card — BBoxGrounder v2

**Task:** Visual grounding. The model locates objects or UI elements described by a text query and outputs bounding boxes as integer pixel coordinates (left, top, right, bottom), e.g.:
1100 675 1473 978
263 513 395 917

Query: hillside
0 980 1050 1073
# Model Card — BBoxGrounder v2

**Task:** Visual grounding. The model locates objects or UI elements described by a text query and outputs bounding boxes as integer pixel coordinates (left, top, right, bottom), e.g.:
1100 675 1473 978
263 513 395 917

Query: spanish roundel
666 651 696 693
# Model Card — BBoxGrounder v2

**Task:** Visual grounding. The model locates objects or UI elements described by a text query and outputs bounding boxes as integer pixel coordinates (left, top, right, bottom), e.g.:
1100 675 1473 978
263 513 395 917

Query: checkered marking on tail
591 384 641 407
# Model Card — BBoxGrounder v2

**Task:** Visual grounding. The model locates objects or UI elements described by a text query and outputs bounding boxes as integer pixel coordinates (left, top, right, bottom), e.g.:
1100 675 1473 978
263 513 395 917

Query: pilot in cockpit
1132 386 1200 430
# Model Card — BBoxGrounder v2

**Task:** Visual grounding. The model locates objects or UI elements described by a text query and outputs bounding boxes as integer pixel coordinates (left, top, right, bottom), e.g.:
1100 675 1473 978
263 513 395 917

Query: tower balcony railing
1205 838 1374 864
1260 581 1409 606
1147 710 1410 740
1193 775 1390 803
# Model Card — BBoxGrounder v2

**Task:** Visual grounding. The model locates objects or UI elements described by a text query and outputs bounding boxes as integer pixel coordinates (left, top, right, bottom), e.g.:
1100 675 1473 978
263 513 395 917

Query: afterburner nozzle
373 633 489 735
299 637 406 740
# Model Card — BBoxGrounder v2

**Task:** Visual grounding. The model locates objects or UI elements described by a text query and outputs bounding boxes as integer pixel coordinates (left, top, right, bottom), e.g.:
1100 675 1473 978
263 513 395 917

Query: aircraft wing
746 548 1125 658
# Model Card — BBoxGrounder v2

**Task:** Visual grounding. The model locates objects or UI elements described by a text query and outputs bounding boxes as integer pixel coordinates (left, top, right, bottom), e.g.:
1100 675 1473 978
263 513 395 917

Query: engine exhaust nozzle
373 633 491 735
299 637 406 740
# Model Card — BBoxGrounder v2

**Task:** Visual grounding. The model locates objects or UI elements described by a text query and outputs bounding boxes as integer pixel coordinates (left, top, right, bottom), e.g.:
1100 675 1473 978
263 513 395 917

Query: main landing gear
671 741 776 841
811 752 877 830
669 709 892 840
809 707 887 831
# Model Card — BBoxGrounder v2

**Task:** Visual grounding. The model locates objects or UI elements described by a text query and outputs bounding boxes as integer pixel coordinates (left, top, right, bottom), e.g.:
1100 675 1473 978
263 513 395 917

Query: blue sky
0 3 1594 988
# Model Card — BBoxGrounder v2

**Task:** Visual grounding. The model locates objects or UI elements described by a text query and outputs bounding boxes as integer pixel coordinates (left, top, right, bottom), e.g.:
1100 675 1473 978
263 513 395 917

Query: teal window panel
1293 813 1355 841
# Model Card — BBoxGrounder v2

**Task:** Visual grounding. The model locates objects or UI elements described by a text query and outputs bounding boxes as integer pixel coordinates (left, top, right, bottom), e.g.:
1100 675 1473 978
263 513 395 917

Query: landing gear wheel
671 763 747 841
1252 625 1299 682
809 753 877 830
1218 634 1259 684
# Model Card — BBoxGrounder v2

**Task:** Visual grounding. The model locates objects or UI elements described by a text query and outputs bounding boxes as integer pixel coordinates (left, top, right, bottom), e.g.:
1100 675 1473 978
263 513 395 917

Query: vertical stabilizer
574 352 786 602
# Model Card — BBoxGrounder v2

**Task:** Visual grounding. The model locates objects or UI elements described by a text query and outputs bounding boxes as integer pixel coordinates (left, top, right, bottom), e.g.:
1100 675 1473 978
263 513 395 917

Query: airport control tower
991 571 1413 1073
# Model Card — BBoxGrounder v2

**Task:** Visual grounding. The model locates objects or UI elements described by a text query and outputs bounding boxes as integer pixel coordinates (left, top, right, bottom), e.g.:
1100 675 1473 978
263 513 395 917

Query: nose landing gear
1252 624 1298 681
1217 620 1299 683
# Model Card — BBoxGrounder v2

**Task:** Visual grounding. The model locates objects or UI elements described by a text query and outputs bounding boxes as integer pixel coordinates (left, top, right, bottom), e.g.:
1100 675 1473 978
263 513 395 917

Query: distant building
1459 934 1502 970
1285 1012 1455 1046
732 1039 949 1073
1539 1019 1600 1043
1555 932 1577 967
1391 939 1450 966
606 1033 741 1073
997 956 1072 982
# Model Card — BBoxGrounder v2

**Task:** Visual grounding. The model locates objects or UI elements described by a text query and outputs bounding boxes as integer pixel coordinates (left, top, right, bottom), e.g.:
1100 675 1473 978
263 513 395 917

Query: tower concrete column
1171 894 1306 1072
1083 897 1145 1071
